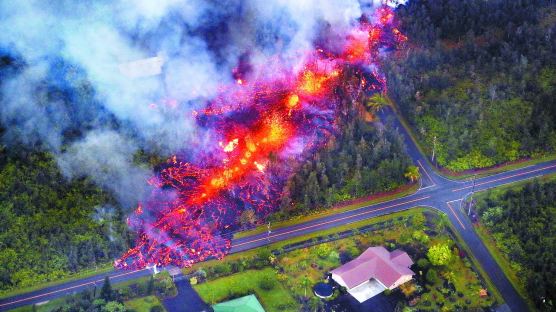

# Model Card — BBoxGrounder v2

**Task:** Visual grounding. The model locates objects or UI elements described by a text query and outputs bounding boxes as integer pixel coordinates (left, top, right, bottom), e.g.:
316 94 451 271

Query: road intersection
2 107 554 311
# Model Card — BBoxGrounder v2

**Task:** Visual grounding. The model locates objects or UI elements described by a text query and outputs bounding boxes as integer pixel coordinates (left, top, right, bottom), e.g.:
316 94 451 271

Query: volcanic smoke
116 6 407 269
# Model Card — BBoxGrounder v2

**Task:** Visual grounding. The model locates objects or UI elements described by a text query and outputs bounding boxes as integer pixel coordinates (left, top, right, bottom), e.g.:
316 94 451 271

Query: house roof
118 56 164 78
331 246 414 289
212 294 265 312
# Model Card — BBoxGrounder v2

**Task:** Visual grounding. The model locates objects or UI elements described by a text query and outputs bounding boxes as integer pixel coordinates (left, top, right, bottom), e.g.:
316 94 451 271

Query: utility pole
468 174 477 216
431 136 437 164
267 222 271 242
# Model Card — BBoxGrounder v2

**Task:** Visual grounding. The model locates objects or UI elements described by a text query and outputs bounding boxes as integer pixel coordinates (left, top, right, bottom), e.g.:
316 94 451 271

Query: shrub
427 244 453 266
258 275 276 291
346 246 360 259
316 244 332 259
150 306 164 312
328 251 340 262
412 230 430 244
213 263 232 276
426 269 439 284
189 277 198 285
417 258 430 269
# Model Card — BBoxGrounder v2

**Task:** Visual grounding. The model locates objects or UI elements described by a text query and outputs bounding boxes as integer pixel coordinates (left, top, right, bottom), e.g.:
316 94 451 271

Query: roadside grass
124 295 166 312
445 222 503 304
0 263 113 300
10 297 66 312
233 183 418 239
473 225 533 310
388 100 556 181
465 173 556 310
11 273 165 312
193 268 297 311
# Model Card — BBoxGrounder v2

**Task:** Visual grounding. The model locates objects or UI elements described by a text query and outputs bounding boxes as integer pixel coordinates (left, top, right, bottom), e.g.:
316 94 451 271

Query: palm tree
366 93 389 112
404 165 420 183
301 276 310 298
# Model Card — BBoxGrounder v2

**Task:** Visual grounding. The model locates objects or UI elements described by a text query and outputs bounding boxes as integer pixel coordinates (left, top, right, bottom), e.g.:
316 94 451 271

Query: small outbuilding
212 294 265 312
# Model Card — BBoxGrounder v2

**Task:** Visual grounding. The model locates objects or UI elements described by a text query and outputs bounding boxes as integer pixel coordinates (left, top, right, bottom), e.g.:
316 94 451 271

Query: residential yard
191 208 498 311
193 268 298 311
124 295 165 312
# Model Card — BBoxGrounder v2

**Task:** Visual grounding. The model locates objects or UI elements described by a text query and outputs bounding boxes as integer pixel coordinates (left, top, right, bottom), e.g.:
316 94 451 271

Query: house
212 294 265 312
118 56 164 78
330 246 414 303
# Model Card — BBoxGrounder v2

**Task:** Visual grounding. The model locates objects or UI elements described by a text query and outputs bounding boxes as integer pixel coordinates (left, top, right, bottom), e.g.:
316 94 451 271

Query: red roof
331 247 414 289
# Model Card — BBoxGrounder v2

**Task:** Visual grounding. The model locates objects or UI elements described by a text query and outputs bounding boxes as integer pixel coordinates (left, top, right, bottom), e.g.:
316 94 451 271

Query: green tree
102 301 126 312
404 165 420 183
426 268 439 284
259 274 276 291
427 244 453 266
147 275 155 295
100 276 113 301
366 93 389 112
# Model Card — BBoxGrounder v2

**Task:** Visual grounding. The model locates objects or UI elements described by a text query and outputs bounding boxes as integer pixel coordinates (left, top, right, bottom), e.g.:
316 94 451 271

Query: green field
124 296 166 312
194 268 298 311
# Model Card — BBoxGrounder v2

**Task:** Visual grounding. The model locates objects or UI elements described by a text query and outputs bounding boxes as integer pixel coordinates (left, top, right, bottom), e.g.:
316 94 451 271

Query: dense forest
476 180 556 310
274 96 413 220
385 0 556 171
0 150 131 293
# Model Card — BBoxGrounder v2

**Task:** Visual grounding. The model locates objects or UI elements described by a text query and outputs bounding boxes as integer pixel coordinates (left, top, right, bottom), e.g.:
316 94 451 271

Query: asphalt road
2 107 554 311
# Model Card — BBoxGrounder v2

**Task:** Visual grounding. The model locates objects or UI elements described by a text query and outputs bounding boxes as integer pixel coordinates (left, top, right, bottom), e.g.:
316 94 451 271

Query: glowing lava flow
116 6 407 269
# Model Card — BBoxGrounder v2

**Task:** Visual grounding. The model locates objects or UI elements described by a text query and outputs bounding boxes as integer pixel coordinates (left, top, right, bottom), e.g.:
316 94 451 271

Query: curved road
2 107 554 311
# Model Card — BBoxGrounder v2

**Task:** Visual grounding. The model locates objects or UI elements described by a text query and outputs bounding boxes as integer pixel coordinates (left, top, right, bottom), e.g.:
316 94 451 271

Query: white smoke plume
0 0 401 208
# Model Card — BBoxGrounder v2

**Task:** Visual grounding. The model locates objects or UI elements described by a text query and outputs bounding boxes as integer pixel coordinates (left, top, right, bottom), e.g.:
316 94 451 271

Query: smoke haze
0 0 399 207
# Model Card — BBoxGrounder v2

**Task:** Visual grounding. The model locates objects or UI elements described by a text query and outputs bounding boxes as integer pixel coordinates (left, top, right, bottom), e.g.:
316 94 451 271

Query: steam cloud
0 0 403 208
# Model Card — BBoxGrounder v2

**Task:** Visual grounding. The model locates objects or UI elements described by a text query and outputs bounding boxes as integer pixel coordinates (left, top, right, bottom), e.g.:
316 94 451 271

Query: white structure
118 56 164 78
331 246 414 303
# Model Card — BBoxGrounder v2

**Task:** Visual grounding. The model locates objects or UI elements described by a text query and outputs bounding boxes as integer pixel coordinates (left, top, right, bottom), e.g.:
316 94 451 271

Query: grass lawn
124 296 166 312
233 183 418 239
193 268 298 311
10 298 67 312
0 263 114 300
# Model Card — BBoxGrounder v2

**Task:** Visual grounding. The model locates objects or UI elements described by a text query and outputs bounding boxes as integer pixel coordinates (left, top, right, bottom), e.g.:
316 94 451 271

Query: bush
150 306 164 312
427 244 453 266
412 230 430 244
417 258 430 269
189 277 198 285
328 251 340 262
346 246 360 259
214 263 232 276
426 269 439 284
259 275 276 291
316 244 332 259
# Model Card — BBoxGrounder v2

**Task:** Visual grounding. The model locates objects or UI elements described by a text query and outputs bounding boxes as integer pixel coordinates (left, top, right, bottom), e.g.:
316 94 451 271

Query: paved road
2 107 554 311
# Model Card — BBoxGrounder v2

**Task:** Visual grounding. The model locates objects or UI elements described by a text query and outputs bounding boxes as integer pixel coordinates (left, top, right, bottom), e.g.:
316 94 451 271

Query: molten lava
116 6 407 269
